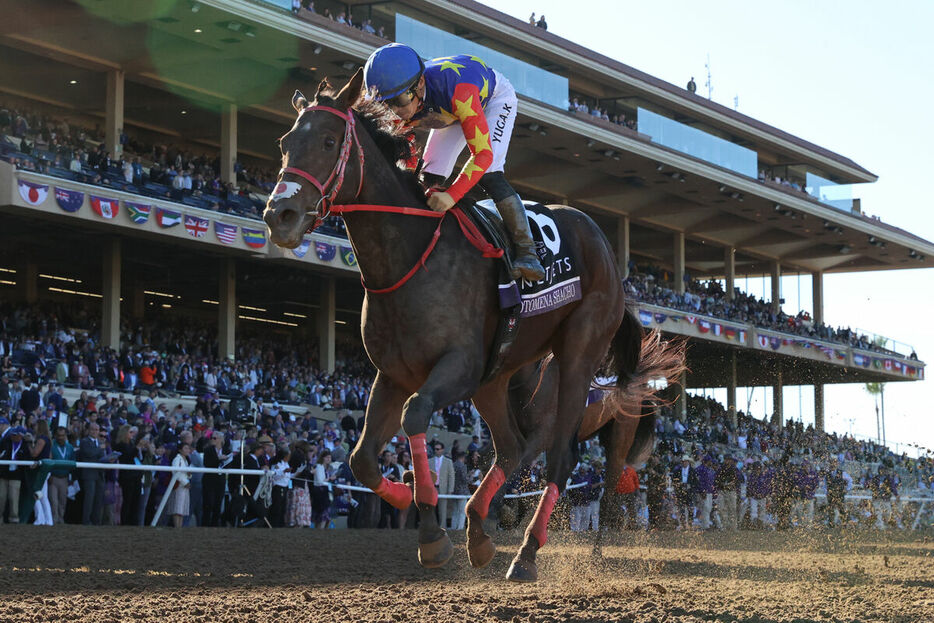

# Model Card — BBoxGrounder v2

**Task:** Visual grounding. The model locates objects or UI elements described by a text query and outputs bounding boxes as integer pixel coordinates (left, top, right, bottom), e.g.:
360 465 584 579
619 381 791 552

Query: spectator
167 441 192 528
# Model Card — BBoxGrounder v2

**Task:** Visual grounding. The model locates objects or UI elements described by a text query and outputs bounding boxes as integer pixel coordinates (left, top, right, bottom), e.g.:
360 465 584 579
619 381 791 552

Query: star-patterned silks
438 59 466 75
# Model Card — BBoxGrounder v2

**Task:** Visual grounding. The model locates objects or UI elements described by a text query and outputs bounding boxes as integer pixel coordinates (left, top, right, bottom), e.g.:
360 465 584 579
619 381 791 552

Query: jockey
363 43 546 282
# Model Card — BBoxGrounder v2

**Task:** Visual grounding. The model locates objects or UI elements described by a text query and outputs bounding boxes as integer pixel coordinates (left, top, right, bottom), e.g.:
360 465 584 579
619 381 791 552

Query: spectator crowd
624 264 910 356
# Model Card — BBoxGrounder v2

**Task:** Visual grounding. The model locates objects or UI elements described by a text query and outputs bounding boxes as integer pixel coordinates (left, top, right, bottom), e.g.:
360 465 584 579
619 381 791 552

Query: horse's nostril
279 207 298 228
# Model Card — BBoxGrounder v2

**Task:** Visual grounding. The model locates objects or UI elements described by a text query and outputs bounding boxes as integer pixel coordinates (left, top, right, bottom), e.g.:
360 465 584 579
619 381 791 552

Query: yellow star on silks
462 160 485 180
466 127 491 153
479 77 489 99
453 94 478 120
470 55 488 69
438 59 466 75
438 107 457 124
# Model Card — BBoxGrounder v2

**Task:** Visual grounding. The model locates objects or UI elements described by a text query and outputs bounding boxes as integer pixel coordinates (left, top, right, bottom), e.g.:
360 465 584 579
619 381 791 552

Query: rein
276 106 502 294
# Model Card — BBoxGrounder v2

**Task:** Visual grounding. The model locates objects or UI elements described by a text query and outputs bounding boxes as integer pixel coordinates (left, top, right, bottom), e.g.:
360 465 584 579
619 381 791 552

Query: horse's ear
292 90 308 113
316 78 332 97
338 68 365 109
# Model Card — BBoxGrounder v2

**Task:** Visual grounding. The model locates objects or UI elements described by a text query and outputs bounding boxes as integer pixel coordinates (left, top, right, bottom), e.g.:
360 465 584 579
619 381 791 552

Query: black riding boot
496 194 546 282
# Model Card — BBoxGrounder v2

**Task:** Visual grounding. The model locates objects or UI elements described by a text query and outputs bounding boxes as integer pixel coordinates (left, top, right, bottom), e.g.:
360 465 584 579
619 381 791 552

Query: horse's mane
314 86 426 201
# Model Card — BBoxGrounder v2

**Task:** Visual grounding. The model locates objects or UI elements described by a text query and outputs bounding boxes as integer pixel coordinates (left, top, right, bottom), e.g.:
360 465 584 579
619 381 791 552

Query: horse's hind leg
465 377 525 568
401 351 481 569
349 372 413 512
507 332 608 581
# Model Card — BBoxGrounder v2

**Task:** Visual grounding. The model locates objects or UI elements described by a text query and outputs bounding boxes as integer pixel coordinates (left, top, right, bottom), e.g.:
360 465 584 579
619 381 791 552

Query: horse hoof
418 531 453 569
466 533 496 569
506 557 538 583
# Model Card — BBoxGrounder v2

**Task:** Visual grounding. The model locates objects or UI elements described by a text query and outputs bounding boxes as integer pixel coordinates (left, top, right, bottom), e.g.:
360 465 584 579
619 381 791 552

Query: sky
486 0 933 456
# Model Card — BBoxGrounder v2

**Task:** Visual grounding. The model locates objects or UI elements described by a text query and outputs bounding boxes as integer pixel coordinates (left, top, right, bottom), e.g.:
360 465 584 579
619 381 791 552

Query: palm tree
864 382 886 446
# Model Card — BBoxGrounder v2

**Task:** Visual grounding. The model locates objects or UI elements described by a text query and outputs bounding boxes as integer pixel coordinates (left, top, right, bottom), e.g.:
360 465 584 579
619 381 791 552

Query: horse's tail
599 306 688 458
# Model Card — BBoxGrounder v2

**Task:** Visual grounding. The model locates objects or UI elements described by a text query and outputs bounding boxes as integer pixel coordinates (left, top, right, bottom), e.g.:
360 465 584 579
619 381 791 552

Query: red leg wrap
373 477 412 510
465 464 505 520
526 482 560 548
409 433 438 506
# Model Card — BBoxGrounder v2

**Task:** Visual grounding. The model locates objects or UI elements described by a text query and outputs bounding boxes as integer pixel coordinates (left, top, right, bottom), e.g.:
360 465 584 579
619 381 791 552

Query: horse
263 69 685 581
506 326 685 539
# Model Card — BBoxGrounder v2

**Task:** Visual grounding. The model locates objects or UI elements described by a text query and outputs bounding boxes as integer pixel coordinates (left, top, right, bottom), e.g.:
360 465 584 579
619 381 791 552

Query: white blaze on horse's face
269 181 302 203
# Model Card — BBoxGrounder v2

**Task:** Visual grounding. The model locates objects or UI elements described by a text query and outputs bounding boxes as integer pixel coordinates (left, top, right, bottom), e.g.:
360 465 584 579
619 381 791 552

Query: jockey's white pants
423 70 516 180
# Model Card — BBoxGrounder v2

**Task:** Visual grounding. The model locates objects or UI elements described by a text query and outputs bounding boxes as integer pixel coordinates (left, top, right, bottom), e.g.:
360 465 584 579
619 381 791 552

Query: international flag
18 180 49 206
638 310 653 326
184 215 209 238
90 195 119 219
214 222 237 245
819 346 834 359
126 202 151 224
340 245 357 267
653 312 667 324
872 359 882 370
853 353 868 367
738 330 746 343
291 237 311 259
684 315 697 325
724 328 737 340
156 207 181 228
769 337 781 350
712 324 722 337
54 187 84 213
757 335 769 349
835 350 846 360
698 320 711 334
315 241 336 262
242 227 266 249
884 359 892 371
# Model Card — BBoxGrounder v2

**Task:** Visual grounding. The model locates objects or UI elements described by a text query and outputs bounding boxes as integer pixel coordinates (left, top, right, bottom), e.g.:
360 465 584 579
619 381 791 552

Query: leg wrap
373 477 412 511
409 433 438 506
526 482 560 548
465 464 505 520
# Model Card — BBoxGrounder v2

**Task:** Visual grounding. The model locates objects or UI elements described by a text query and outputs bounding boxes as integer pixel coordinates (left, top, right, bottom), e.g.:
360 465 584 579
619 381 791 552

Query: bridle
276 105 365 224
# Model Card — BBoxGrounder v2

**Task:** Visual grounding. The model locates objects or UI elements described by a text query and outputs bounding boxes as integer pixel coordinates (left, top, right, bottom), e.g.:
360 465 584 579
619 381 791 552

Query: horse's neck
342 145 434 291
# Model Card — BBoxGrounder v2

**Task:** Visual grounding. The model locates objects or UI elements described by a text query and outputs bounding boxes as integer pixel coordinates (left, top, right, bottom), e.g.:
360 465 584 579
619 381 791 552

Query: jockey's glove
427 190 456 213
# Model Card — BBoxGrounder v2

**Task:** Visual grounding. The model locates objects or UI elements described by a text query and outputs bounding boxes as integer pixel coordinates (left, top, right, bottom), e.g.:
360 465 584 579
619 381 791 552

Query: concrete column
770 368 783 427
727 351 738 427
724 247 736 301
811 271 824 325
101 239 121 349
218 258 236 361
317 277 336 373
770 260 781 313
131 286 145 320
16 262 38 303
673 370 688 419
105 69 125 157
814 383 825 433
220 104 238 184
617 214 630 279
673 231 685 295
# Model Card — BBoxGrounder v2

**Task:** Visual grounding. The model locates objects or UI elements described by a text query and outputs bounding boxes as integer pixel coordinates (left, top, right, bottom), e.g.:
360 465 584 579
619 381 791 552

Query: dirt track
0 525 932 623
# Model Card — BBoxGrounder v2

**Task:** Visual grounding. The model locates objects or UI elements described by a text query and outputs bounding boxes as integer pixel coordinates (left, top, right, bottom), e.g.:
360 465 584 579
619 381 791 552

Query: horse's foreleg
401 351 480 569
466 377 524 568
350 373 412 511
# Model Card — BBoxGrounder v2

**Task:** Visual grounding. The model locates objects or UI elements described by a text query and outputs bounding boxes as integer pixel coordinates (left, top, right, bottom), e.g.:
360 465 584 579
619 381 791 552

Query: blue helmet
363 43 425 102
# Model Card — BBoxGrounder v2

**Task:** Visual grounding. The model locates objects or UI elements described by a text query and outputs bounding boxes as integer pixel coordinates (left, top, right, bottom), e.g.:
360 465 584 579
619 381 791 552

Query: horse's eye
324 136 337 149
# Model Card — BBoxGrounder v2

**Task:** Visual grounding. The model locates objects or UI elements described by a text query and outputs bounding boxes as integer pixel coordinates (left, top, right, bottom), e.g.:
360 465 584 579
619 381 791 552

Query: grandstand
0 0 930 441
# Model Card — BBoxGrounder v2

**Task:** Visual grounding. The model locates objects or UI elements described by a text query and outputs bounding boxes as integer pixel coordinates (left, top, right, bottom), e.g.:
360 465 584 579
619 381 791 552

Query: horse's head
263 69 365 249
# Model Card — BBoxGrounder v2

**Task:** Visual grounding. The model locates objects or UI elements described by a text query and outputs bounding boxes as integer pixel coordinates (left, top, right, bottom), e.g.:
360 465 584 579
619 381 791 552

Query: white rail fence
1 460 929 529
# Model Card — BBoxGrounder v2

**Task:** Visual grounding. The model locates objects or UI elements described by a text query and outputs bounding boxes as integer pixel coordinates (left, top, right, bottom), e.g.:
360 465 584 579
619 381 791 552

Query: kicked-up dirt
0 525 932 622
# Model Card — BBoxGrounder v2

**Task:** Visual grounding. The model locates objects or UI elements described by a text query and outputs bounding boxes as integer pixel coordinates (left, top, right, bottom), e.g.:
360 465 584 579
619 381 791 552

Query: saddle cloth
463 199 583 318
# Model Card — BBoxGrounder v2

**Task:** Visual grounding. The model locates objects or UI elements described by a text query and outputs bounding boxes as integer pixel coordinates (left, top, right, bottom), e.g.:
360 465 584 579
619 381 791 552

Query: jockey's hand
427 191 455 213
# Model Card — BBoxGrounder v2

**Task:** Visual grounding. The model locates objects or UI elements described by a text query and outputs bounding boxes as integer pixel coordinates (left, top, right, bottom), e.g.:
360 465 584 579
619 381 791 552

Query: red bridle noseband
276 105 365 221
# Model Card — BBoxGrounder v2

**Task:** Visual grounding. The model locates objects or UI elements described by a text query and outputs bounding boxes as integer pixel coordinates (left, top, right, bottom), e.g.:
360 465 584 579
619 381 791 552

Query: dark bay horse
263 70 684 581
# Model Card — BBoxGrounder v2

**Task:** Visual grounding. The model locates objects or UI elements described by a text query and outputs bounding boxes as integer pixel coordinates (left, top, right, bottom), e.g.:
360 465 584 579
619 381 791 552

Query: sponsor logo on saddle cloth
478 200 582 318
